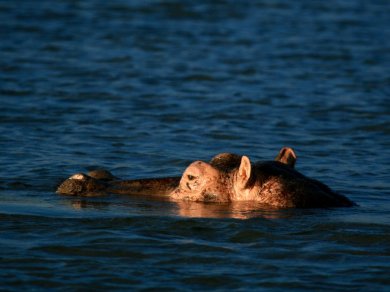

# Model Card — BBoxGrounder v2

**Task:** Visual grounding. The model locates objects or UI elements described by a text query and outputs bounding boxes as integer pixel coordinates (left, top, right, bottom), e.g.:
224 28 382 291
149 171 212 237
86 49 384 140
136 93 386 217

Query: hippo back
251 161 355 208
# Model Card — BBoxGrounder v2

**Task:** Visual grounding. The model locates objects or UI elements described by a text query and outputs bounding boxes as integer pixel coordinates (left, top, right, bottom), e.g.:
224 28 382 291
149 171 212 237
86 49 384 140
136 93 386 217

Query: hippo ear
237 156 251 188
275 147 297 168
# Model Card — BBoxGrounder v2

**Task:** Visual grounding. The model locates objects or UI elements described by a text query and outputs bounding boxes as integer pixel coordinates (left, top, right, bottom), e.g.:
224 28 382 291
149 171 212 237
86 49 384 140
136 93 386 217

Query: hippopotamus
57 147 355 208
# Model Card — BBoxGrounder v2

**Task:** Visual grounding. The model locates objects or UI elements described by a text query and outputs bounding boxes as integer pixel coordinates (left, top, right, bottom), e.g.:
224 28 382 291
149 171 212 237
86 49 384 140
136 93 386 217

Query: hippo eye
187 175 196 181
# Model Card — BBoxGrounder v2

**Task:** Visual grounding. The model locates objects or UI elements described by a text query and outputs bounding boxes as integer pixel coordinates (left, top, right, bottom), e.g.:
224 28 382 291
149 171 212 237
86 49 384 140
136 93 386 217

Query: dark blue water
1 0 389 290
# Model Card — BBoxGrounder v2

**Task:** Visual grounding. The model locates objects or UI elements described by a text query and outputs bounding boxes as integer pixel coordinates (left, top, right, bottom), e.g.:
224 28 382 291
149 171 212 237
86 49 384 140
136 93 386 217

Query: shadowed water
0 0 389 290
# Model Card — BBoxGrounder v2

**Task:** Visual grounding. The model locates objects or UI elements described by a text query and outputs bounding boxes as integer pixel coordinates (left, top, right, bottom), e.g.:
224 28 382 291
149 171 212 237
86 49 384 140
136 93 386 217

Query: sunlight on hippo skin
56 147 355 209
170 160 231 202
170 150 354 208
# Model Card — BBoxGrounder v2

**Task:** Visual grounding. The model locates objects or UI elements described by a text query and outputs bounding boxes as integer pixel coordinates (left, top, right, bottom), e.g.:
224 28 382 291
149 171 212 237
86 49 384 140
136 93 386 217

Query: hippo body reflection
57 147 355 208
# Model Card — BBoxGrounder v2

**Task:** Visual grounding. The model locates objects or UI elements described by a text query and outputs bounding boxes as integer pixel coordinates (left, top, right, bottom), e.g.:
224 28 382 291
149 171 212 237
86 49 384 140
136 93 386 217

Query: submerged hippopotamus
57 147 355 208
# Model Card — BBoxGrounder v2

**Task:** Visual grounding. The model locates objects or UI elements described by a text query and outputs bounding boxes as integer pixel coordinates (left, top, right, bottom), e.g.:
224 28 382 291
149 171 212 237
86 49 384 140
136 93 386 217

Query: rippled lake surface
1 0 389 290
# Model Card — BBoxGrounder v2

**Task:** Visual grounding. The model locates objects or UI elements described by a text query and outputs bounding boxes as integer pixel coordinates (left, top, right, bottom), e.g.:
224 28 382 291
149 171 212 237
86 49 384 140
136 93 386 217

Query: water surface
0 0 389 290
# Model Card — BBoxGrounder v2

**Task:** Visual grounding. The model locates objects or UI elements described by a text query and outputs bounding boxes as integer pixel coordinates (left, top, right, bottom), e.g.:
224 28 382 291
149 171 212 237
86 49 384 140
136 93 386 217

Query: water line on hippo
56 147 355 208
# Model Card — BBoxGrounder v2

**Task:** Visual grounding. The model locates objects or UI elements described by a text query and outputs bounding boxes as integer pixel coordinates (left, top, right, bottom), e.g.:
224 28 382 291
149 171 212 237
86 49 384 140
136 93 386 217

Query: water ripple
1 0 389 290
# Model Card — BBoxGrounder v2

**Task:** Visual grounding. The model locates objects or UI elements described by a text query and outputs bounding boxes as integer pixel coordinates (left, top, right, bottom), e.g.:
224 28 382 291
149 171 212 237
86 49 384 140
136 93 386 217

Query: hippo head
170 155 256 202
170 147 298 203
170 160 231 202
56 172 108 196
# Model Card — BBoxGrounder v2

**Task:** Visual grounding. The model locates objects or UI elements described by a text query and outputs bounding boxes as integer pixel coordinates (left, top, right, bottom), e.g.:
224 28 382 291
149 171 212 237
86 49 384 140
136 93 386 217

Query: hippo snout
56 173 106 196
